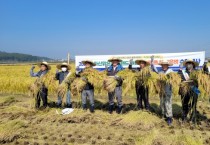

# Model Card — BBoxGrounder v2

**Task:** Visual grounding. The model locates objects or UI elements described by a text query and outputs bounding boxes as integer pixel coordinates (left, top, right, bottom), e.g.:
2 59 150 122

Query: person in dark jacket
55 62 72 108
129 59 151 110
107 57 124 114
203 60 210 75
178 59 199 122
30 61 51 108
76 60 96 113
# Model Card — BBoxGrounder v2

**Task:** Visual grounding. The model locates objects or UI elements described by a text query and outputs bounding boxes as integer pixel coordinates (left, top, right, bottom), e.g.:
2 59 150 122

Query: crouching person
30 61 51 109
152 59 174 126
76 60 95 113
107 57 124 114
56 63 72 108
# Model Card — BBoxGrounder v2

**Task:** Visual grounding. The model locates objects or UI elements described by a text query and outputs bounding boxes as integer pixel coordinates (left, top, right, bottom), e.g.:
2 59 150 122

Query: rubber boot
116 106 123 114
90 105 95 113
82 104 87 110
167 117 173 126
66 104 72 108
109 105 114 114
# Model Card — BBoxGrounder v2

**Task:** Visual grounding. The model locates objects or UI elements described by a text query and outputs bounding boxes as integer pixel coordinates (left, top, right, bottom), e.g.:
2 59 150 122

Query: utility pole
68 52 70 64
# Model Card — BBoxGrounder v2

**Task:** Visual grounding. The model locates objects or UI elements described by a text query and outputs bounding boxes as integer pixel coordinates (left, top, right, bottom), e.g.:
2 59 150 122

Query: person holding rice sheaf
55 62 72 108
30 61 51 108
76 60 96 113
178 59 200 122
128 58 151 110
203 60 210 75
152 59 174 126
107 57 124 114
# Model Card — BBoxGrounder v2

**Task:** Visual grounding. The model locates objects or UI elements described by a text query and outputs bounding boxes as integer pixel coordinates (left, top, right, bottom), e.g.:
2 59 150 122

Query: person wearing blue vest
30 61 51 109
107 57 124 114
55 62 72 108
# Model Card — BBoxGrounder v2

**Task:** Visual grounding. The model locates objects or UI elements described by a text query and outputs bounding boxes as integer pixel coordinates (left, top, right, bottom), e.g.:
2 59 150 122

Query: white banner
75 51 205 71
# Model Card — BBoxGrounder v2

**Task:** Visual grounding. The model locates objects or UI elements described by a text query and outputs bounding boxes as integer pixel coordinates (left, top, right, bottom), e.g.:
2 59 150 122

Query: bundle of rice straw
104 77 118 92
80 68 107 92
179 82 191 96
70 78 86 96
29 71 56 97
117 69 137 96
190 70 210 98
135 67 160 97
166 72 182 97
136 66 151 80
157 73 168 97
57 71 76 99
143 71 160 97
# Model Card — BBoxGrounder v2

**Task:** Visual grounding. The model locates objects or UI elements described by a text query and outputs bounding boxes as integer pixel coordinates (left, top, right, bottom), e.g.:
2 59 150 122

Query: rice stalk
190 70 210 98
70 78 86 97
143 71 160 97
117 69 137 96
166 72 182 97
80 68 106 92
57 70 76 101
103 77 118 92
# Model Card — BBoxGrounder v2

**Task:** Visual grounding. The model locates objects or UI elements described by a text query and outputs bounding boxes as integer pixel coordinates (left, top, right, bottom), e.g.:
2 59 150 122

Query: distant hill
0 51 53 63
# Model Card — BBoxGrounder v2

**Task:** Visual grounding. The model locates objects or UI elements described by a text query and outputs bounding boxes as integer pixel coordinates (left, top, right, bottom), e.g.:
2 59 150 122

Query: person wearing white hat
107 57 124 114
30 61 51 108
129 58 151 111
178 59 200 122
152 58 174 126
55 62 72 108
76 60 96 113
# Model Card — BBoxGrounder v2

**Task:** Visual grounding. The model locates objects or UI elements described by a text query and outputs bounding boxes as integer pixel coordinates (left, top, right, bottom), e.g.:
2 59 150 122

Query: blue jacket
107 64 124 76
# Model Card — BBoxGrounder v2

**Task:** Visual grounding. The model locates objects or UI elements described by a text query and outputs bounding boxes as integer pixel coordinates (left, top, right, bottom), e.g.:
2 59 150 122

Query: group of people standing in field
30 56 210 126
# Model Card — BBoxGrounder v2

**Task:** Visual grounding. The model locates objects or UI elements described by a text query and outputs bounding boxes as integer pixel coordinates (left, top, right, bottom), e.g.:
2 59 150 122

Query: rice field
0 64 210 145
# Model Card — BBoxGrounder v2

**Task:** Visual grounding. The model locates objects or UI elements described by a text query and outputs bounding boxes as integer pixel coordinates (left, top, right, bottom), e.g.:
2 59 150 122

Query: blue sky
0 0 210 59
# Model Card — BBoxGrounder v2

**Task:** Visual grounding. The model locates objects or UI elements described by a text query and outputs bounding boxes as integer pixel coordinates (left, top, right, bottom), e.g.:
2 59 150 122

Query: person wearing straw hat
178 59 200 122
55 62 72 108
30 61 51 108
107 57 124 114
152 59 174 126
203 59 210 75
76 60 96 113
129 58 151 111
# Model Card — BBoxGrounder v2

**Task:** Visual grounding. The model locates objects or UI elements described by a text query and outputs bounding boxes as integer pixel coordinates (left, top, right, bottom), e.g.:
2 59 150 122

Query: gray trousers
160 91 173 118
108 86 123 107
81 89 94 106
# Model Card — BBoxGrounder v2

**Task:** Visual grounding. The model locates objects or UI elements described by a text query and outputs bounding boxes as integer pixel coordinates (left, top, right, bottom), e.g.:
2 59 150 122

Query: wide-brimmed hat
135 59 150 66
183 59 199 67
37 61 51 70
82 60 96 66
108 57 122 62
158 59 173 66
56 62 71 70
